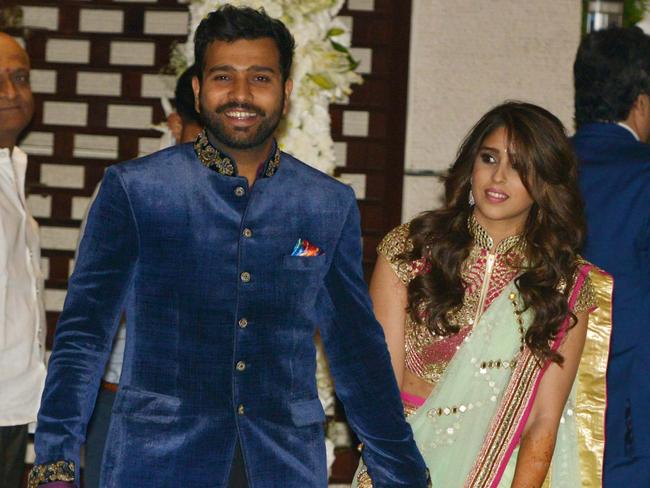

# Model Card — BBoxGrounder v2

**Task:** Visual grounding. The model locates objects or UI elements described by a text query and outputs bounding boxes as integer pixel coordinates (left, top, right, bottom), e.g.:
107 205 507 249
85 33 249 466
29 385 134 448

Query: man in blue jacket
29 6 428 488
572 26 650 486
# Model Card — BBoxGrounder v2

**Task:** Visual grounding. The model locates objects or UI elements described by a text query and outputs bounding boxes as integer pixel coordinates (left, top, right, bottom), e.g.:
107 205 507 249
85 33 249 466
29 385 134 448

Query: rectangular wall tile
347 0 375 11
40 258 50 280
44 289 67 312
110 42 155 66
46 39 90 64
333 141 347 166
144 11 189 35
79 8 124 33
138 137 162 157
141 74 176 98
77 72 122 96
340 173 367 199
22 6 59 30
342 110 369 137
27 194 52 218
349 48 372 74
71 196 92 220
107 105 152 129
40 164 85 189
25 441 36 464
21 132 54 156
73 134 119 160
43 101 88 127
40 227 80 251
30 69 57 94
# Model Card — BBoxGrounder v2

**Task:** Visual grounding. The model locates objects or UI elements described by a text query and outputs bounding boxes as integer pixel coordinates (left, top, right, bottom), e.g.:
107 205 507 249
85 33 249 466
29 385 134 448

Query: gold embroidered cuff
28 460 75 488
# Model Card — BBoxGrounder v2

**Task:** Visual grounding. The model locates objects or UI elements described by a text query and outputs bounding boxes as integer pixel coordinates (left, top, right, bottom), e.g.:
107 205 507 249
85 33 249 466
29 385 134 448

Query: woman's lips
484 189 509 203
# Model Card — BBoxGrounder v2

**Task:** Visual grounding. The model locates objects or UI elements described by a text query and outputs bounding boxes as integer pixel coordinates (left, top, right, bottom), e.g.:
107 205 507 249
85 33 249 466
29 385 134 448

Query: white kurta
0 146 46 426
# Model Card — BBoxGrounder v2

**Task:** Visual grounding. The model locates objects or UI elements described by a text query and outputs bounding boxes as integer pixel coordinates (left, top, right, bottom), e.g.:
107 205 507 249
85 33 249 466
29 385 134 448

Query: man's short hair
175 65 201 125
193 5 295 82
574 26 650 128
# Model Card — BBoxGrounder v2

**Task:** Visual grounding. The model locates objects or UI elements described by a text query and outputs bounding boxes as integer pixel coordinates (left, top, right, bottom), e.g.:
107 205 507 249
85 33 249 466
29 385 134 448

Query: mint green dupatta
406 279 530 487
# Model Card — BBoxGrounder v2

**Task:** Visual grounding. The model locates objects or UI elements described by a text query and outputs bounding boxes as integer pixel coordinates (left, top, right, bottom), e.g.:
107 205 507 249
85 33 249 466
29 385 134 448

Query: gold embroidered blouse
377 216 596 388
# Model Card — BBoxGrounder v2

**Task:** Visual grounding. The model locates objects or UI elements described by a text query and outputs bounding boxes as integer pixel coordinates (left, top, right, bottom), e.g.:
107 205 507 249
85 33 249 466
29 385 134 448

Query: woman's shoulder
377 222 420 285
568 257 611 314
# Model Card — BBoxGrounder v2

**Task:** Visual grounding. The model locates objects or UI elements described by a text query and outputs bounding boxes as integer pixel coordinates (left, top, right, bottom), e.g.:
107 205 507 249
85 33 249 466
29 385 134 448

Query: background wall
402 0 582 221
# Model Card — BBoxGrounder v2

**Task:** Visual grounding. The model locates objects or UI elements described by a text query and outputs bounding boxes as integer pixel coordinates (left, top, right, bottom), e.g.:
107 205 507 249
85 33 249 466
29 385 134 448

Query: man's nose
0 74 18 100
229 77 252 102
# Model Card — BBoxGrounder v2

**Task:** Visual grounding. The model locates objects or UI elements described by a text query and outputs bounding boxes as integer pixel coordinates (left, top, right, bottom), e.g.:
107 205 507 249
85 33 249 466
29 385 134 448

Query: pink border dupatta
465 263 612 488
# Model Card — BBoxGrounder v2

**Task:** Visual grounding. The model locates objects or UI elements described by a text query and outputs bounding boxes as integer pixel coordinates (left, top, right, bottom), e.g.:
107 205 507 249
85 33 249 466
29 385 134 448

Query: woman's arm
510 310 589 488
369 255 408 388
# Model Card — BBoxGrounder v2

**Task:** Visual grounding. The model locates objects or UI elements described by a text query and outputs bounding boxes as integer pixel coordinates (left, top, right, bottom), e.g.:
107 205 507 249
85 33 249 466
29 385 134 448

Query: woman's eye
480 152 496 164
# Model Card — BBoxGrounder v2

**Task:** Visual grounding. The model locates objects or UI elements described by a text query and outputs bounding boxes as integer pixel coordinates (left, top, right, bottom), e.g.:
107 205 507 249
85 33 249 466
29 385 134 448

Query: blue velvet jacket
33 143 428 487
573 123 650 484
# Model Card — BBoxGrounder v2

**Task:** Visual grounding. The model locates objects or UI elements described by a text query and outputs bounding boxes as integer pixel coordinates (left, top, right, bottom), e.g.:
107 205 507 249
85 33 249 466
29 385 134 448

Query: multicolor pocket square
290 238 323 256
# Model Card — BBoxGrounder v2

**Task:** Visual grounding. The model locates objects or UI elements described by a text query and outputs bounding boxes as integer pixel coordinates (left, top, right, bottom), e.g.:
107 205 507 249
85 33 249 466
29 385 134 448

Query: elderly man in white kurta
0 32 46 488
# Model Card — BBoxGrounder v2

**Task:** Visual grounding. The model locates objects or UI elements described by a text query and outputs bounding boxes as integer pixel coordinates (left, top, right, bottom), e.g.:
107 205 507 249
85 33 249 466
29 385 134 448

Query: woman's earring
468 188 475 206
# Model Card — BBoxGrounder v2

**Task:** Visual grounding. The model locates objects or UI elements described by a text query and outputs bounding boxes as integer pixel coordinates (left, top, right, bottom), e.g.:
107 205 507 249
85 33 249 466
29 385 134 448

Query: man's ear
192 76 201 114
637 93 650 114
166 112 183 144
282 78 293 116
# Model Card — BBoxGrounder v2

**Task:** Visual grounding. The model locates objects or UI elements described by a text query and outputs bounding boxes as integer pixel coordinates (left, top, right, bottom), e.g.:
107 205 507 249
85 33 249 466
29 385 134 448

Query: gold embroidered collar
468 213 524 254
193 129 281 178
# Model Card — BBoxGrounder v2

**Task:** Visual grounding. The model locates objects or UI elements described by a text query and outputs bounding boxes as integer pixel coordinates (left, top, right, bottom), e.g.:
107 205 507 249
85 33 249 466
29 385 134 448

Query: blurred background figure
573 25 650 487
166 64 203 144
0 31 46 488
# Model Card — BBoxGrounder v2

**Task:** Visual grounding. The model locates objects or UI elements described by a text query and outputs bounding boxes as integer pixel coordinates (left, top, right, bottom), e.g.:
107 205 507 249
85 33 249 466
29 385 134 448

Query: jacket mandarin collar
193 129 281 179
468 213 524 255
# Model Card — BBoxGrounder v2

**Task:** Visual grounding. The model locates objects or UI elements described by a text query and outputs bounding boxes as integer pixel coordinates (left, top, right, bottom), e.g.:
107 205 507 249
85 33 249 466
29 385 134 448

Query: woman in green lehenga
354 102 612 488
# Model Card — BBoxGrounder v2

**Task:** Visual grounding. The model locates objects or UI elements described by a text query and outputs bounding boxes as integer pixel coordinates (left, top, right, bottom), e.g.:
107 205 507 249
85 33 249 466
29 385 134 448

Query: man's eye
12 72 29 84
254 75 270 82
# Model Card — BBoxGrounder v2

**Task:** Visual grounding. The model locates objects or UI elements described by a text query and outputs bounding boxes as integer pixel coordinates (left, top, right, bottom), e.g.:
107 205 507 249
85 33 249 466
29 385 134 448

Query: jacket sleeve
319 188 428 487
31 166 138 484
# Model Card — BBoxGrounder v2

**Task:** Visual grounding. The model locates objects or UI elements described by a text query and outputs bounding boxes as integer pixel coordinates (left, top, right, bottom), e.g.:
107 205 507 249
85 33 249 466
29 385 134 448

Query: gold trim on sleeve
27 460 76 488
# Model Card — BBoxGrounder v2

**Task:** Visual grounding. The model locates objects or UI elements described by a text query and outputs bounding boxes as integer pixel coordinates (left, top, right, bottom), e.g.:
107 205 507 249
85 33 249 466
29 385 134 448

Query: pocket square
290 238 323 256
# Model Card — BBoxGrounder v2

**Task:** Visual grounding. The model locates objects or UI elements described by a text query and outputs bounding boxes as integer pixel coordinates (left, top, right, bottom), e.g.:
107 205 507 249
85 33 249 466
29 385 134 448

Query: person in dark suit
28 6 429 488
572 26 650 486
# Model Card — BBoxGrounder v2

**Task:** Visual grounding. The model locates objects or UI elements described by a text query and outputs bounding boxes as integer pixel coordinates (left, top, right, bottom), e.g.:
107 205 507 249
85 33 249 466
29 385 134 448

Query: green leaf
307 73 336 89
330 40 348 53
327 27 345 37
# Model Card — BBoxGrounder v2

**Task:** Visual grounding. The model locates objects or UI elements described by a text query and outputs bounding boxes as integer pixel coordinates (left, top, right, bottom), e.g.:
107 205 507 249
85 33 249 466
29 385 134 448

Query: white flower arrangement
175 0 363 175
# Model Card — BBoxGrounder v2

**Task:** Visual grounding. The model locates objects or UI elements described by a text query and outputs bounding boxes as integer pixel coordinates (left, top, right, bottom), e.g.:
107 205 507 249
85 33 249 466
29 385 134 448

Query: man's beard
200 97 284 150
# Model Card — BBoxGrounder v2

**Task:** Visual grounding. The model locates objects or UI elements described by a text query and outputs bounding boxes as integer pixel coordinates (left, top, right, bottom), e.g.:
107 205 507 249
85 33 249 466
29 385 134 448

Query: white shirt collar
616 122 640 141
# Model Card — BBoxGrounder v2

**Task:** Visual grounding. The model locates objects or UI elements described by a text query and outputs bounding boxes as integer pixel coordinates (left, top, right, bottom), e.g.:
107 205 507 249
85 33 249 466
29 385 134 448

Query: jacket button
238 404 245 415
240 271 251 283
238 318 248 328
236 361 246 372
242 228 252 238
234 186 245 197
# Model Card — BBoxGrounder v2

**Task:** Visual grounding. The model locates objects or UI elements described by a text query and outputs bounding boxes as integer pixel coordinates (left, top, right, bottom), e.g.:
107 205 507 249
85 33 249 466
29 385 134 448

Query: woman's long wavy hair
402 101 585 364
